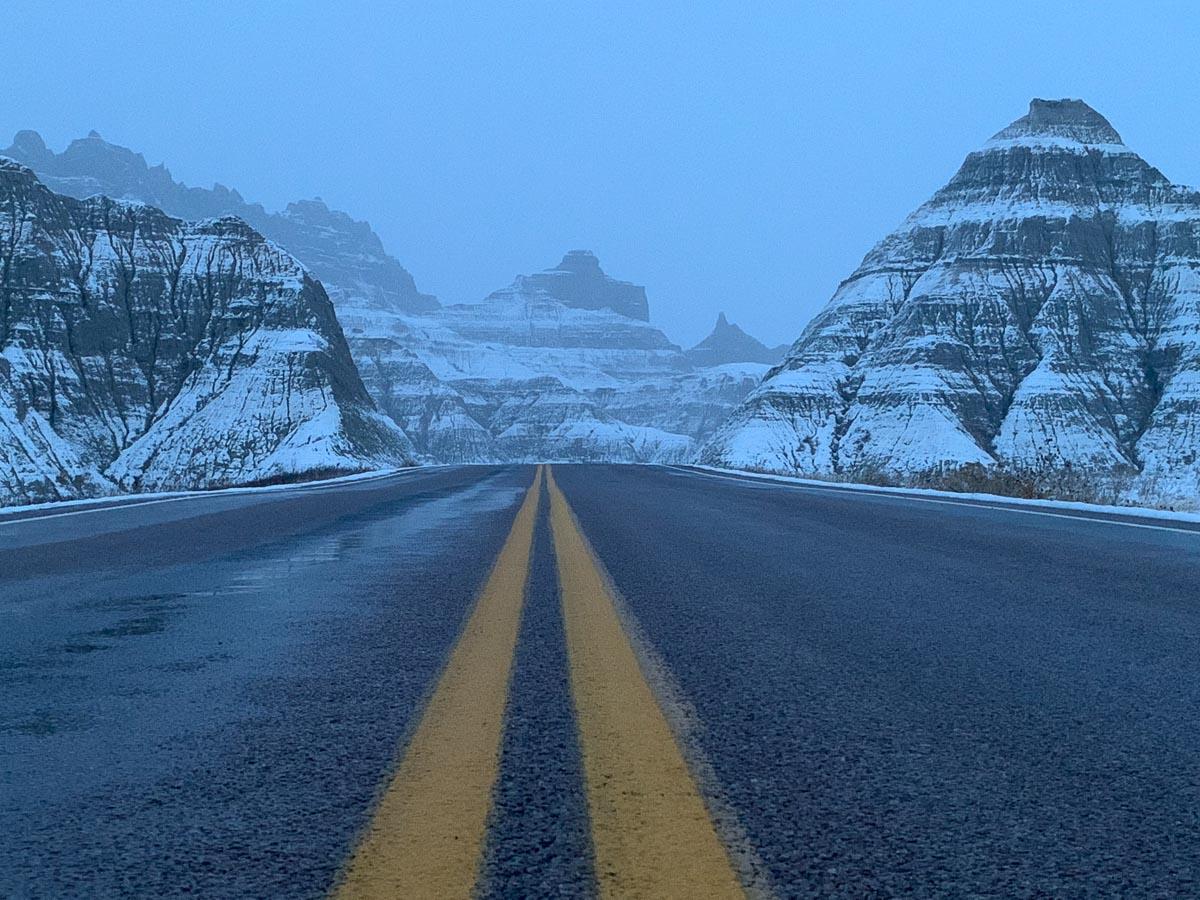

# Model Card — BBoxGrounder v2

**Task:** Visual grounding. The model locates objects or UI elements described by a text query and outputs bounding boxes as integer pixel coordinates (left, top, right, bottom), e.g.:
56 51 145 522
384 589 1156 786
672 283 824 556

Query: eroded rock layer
0 160 412 506
703 100 1200 505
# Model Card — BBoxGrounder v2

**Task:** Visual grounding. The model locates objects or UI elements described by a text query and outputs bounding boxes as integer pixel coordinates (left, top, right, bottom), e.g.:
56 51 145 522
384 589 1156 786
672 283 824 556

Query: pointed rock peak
688 313 786 366
989 98 1124 148
553 249 603 274
87 129 103 140
699 312 752 342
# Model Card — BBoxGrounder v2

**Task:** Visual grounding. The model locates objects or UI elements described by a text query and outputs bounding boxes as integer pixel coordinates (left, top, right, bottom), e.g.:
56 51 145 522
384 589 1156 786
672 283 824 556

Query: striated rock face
686 312 788 366
703 99 1200 506
0 160 413 506
3 130 439 314
340 253 768 463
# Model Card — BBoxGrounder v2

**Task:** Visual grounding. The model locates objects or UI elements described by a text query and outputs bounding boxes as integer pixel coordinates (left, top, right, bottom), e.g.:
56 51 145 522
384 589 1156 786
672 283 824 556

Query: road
2 464 1198 897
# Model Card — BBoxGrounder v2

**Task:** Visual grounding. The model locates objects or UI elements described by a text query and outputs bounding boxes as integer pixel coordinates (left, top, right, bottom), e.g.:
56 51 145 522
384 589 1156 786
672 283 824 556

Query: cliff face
515 249 650 321
4 133 772 470
703 100 1200 506
0 160 412 506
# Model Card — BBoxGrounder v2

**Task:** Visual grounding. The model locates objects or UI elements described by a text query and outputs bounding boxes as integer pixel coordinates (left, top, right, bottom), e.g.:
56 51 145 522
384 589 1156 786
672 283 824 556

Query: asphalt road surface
2 464 1198 897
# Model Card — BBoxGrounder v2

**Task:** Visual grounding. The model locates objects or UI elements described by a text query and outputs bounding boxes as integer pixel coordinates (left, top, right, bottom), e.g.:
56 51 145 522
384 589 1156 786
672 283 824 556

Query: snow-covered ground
686 465 1200 524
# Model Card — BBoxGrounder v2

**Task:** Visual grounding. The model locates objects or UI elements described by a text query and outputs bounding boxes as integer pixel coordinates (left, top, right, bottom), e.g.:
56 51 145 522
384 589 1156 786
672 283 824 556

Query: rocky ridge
8 132 778 467
342 252 774 463
0 159 412 506
3 130 438 315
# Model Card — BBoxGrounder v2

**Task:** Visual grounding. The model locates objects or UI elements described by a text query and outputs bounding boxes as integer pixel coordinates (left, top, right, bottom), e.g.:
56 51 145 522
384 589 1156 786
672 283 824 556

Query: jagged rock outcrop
3 130 438 314
686 312 787 366
339 253 768 462
703 99 1200 506
0 159 412 506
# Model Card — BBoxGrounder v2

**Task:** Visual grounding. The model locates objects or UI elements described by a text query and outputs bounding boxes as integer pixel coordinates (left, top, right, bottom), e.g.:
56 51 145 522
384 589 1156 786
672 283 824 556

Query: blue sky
3 1 1199 345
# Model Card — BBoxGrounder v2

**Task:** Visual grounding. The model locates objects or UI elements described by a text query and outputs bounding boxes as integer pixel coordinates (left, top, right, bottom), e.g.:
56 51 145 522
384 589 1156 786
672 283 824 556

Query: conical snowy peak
987 98 1124 148
902 97 1169 233
703 100 1200 507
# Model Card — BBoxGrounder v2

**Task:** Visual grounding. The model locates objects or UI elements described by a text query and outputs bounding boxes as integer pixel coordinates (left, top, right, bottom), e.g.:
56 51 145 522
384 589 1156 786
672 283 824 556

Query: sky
2 1 1199 347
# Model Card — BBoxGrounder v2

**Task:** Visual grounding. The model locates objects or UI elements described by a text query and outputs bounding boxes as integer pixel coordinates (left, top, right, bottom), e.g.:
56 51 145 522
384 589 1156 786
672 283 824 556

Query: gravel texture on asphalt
553 464 1200 898
5 463 1199 897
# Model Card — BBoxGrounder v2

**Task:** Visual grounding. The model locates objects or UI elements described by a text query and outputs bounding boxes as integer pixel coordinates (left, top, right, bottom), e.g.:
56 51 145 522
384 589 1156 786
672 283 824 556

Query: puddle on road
87 614 168 639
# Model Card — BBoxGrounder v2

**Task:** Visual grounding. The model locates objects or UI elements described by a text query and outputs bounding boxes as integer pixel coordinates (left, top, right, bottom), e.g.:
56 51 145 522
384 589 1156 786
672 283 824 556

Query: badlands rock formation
703 99 1200 506
0 160 412 506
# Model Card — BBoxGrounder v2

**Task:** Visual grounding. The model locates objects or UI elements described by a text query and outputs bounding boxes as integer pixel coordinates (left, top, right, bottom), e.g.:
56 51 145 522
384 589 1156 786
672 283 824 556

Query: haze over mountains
4 99 1200 508
6 130 438 315
1 131 779 501
340 250 771 463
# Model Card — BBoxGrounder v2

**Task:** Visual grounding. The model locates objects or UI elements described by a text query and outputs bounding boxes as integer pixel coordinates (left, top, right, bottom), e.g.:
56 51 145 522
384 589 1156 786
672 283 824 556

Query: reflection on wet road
3 463 1199 897
1 467 529 897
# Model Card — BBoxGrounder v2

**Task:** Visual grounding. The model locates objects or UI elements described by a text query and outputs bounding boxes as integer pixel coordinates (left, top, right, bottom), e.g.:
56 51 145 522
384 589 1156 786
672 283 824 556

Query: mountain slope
702 99 1200 506
6 132 770 467
4 130 438 314
0 159 412 506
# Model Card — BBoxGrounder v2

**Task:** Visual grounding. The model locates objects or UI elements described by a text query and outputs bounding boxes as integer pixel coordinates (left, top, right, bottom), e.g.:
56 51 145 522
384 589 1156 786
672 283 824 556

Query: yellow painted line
333 466 543 900
546 466 746 899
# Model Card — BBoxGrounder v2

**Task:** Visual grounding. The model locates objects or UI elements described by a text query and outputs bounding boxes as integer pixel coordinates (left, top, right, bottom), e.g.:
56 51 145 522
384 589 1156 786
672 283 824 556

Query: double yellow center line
334 465 745 899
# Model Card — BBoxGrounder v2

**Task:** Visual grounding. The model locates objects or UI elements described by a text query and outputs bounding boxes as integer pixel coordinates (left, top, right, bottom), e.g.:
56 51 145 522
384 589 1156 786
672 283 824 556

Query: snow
689 465 1200 523
0 468 409 520
981 137 1131 154
0 164 414 506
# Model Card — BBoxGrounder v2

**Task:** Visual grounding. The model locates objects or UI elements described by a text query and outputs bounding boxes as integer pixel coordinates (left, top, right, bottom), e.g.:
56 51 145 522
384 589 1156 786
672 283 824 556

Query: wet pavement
3 463 1200 897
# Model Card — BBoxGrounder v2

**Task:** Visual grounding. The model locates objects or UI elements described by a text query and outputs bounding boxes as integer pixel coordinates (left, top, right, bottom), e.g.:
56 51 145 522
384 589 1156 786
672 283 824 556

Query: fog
3 0 1198 346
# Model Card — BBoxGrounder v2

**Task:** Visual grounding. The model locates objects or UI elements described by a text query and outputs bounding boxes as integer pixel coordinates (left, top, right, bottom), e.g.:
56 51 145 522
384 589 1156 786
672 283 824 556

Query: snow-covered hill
0 160 413 506
342 252 771 462
702 99 1200 506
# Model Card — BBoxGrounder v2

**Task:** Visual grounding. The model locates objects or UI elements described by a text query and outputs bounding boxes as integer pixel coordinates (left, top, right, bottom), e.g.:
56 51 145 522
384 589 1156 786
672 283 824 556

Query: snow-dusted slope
703 99 1200 506
0 160 412 506
6 133 766 466
341 252 769 463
